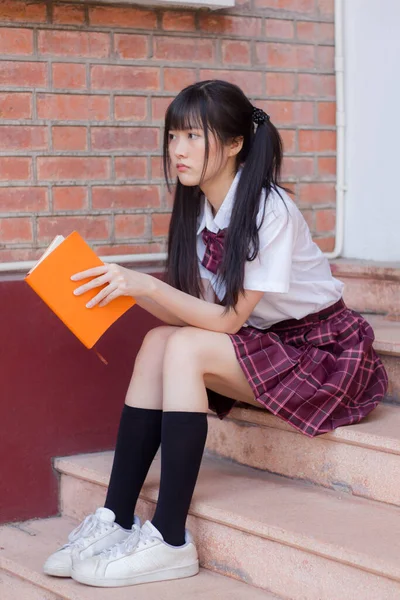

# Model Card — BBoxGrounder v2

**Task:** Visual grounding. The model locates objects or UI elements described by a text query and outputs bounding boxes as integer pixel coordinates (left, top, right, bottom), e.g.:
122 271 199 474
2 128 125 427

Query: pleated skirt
207 299 388 437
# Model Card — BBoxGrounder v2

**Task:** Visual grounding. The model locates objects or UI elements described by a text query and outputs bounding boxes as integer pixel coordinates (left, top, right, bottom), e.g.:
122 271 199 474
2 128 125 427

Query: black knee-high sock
151 411 208 546
104 405 162 529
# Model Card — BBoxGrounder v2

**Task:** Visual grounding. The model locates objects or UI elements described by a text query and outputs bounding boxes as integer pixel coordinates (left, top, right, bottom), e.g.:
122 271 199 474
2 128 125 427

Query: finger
98 288 121 307
71 265 109 281
86 282 118 308
73 272 111 296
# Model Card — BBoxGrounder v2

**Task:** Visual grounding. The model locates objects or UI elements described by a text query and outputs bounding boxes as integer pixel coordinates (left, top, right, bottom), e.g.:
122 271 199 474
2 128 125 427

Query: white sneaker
43 507 140 577
71 520 199 587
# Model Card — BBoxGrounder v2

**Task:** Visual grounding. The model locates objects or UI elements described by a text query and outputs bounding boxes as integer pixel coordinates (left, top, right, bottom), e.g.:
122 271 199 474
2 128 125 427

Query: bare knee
142 325 179 351
133 326 179 371
163 327 208 373
125 326 180 409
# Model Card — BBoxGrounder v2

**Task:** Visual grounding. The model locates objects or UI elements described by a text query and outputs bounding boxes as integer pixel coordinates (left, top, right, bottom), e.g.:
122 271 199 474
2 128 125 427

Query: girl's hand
71 263 154 308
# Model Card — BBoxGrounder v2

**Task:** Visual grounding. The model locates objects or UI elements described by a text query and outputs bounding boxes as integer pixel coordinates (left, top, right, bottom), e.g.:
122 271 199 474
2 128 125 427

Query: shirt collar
197 167 242 235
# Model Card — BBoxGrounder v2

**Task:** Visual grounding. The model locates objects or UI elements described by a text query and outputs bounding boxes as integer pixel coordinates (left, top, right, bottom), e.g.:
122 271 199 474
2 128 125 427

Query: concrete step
331 259 400 318
1 570 59 600
54 451 400 600
0 516 279 600
366 314 400 404
207 403 400 507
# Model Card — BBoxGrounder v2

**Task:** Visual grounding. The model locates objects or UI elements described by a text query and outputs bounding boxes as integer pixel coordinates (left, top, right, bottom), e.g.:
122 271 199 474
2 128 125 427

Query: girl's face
168 127 232 187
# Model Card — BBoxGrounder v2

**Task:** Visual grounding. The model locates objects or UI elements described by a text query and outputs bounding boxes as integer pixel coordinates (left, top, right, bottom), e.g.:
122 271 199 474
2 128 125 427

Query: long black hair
163 79 287 311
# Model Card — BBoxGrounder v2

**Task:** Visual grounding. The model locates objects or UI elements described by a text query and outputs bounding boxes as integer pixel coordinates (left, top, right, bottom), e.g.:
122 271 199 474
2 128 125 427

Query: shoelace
61 514 113 550
100 523 152 559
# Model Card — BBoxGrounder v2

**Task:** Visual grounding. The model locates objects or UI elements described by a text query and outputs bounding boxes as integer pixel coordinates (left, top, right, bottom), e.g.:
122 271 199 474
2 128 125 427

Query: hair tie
252 106 270 125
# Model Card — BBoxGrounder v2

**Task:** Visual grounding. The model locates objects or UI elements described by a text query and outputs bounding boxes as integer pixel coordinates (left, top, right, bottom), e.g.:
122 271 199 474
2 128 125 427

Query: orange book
25 231 136 359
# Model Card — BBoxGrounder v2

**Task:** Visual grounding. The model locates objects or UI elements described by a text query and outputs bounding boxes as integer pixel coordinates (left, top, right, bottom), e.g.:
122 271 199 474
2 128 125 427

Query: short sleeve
243 207 295 294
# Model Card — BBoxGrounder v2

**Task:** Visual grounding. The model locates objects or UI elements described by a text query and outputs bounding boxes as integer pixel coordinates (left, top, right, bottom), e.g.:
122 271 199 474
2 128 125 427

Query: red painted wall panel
0 276 160 524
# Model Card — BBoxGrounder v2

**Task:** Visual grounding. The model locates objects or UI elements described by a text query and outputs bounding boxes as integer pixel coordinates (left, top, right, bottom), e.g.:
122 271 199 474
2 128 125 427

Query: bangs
166 92 208 133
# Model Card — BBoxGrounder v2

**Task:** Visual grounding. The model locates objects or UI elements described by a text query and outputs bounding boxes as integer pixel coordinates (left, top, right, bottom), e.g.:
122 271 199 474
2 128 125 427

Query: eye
168 133 176 141
189 132 201 139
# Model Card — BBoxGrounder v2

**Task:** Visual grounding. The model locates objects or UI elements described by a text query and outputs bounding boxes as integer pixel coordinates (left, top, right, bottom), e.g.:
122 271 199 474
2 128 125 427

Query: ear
228 136 244 157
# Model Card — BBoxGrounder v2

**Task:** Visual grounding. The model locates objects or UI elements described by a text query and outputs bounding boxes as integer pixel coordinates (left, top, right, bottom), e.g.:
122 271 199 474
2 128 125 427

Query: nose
174 136 188 158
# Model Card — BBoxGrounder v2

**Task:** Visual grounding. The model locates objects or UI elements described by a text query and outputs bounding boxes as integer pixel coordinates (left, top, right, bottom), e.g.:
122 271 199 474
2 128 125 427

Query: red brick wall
0 0 336 264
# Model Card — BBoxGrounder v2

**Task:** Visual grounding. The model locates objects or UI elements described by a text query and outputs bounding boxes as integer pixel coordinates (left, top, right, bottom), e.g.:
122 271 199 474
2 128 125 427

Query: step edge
375 343 400 356
139 487 400 583
330 259 400 280
54 455 400 583
217 408 400 456
363 314 400 355
55 457 109 486
0 554 73 600
203 445 400 508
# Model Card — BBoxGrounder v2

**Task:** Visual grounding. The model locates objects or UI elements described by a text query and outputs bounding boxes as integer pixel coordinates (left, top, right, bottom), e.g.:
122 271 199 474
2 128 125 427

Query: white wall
343 0 400 261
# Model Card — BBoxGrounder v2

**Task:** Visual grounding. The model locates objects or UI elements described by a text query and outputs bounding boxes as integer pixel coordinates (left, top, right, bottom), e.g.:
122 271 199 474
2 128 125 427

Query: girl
43 80 388 588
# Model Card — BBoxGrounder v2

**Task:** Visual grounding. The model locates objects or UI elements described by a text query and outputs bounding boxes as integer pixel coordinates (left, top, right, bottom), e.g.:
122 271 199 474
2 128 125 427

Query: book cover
25 231 136 350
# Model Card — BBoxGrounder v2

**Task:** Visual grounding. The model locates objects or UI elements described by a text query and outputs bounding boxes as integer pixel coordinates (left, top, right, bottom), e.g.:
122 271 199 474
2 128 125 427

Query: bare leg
125 325 179 409
162 326 257 412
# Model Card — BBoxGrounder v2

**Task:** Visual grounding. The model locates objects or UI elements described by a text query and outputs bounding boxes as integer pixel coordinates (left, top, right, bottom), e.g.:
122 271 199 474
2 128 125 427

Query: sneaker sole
71 561 199 587
43 565 71 577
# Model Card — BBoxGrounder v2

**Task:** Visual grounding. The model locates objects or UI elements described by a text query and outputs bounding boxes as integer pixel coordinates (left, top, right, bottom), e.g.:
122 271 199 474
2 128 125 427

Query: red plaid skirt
207 299 388 437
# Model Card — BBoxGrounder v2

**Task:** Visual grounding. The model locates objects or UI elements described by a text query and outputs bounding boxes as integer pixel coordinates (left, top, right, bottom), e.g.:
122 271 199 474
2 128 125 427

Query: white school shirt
196 169 344 329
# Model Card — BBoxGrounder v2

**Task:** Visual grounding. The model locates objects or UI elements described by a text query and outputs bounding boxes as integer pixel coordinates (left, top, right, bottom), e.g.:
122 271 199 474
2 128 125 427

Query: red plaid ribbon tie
201 228 226 274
